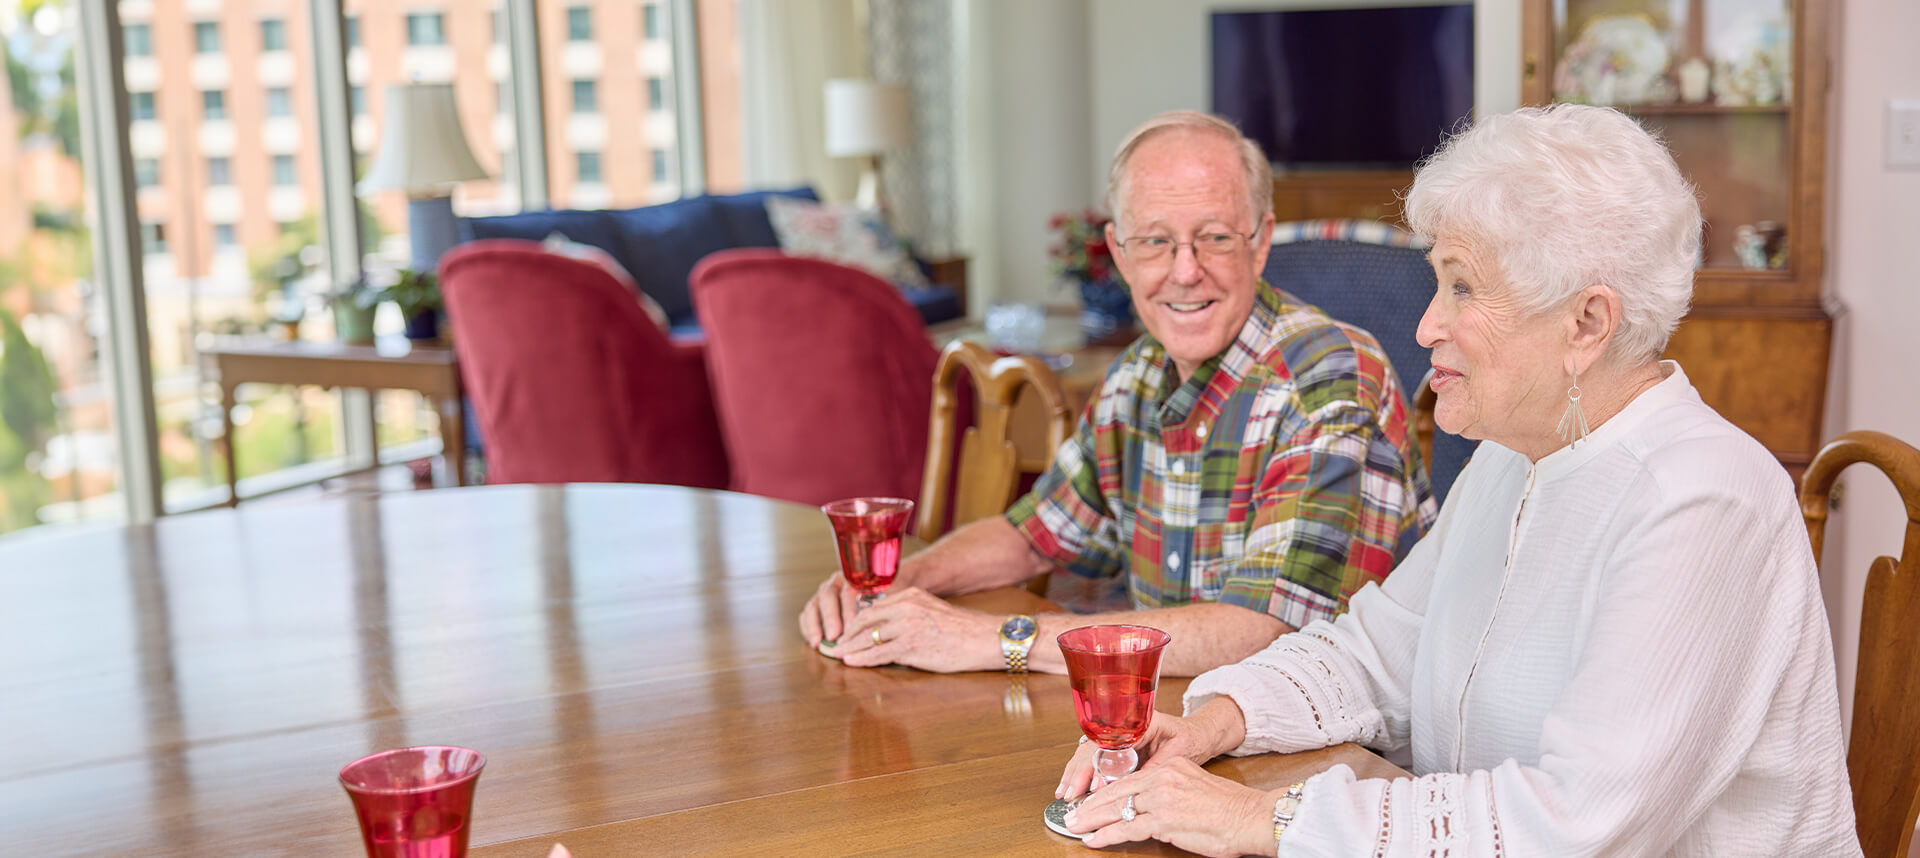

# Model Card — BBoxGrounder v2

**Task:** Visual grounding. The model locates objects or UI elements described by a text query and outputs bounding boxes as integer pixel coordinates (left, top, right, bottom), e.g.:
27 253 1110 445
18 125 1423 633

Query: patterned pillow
541 232 672 331
765 196 930 287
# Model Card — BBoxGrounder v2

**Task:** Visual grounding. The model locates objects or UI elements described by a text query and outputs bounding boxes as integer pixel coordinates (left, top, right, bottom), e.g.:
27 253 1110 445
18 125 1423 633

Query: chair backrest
916 341 1073 595
1261 222 1476 501
690 248 940 506
439 239 730 488
1799 429 1920 858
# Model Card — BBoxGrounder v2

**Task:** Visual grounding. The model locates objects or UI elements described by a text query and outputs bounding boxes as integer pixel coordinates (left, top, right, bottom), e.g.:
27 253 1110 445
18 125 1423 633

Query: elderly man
800 110 1435 677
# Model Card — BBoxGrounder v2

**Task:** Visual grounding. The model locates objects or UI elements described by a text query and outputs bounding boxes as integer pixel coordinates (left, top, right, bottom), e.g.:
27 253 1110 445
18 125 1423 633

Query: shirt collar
1140 280 1290 425
1533 360 1695 481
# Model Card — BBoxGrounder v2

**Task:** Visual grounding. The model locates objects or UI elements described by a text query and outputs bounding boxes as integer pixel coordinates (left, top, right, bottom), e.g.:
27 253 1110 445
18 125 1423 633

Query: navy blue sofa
457 187 964 338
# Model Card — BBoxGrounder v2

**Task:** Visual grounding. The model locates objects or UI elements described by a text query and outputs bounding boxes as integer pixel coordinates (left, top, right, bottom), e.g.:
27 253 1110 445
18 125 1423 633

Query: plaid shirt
1005 283 1437 628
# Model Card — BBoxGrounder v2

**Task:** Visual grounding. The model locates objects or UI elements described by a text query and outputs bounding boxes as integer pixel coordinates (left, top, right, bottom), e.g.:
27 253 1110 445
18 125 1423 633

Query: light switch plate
1888 99 1920 169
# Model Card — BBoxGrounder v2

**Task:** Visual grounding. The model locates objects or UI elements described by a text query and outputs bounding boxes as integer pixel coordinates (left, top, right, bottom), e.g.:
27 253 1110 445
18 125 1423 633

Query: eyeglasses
1115 230 1259 265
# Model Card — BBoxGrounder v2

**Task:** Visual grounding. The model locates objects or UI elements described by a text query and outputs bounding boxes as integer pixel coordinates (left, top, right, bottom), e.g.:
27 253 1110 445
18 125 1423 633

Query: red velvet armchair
439 239 730 488
690 249 939 506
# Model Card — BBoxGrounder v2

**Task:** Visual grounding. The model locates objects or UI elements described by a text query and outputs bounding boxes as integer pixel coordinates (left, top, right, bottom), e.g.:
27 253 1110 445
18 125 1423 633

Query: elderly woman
1056 104 1860 856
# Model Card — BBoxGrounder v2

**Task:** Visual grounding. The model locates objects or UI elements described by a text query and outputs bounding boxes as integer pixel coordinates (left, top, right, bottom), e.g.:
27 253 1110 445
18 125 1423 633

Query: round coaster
1043 798 1082 839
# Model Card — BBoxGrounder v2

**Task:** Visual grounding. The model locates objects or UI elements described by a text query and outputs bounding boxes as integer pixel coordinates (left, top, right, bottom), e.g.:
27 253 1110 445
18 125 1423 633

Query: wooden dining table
0 484 1404 856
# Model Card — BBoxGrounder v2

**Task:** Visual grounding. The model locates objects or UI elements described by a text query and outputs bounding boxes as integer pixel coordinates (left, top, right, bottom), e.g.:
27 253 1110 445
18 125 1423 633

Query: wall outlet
1888 99 1920 170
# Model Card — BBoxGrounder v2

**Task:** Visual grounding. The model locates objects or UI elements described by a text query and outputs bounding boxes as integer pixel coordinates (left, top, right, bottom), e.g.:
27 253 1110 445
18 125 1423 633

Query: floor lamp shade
824 79 910 210
824 79 911 158
358 83 489 272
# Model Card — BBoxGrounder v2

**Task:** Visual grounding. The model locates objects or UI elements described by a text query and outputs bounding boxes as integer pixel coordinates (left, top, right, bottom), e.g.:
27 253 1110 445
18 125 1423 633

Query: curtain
738 0 866 202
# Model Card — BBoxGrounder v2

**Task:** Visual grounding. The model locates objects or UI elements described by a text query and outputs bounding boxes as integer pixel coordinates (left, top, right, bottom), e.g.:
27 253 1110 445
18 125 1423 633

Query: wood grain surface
0 484 1404 856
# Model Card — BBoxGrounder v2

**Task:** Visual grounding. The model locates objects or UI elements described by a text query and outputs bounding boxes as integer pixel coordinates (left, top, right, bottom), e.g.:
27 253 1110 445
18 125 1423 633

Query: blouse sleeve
1272 461 1845 856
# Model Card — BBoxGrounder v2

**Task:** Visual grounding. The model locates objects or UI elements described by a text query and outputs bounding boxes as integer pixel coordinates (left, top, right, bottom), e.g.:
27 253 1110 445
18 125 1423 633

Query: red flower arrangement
1048 209 1125 287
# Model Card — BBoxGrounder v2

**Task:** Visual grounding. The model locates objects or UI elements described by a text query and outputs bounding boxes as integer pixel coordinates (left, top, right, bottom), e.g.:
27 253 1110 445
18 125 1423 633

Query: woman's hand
1062 757 1281 857
1055 698 1249 802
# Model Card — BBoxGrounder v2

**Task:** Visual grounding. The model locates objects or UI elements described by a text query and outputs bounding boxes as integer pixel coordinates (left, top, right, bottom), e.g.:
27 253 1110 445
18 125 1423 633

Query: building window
651 149 669 183
141 221 167 255
577 151 602 184
406 13 446 46
571 79 597 114
134 158 160 187
346 15 361 49
202 89 227 120
193 20 220 54
647 76 666 111
351 86 366 117
567 6 592 41
207 156 231 186
130 91 157 121
266 87 292 118
260 18 287 52
643 4 661 40
214 224 237 247
125 23 153 56
272 154 296 186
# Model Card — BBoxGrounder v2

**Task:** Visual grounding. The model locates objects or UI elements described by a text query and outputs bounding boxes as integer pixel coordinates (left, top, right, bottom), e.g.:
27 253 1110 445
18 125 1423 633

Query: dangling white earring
1557 370 1590 446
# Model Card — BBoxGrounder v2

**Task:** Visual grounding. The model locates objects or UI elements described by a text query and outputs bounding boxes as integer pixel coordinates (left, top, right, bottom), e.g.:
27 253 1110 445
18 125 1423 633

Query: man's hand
829 588 1004 673
799 572 865 650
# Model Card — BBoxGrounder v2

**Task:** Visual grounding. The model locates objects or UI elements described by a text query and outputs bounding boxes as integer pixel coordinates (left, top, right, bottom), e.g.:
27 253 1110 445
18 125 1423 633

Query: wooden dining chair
1798 429 1920 858
917 340 1073 596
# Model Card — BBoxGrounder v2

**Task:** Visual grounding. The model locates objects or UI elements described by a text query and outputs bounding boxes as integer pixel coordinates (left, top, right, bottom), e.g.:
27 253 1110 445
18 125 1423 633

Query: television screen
1211 6 1474 169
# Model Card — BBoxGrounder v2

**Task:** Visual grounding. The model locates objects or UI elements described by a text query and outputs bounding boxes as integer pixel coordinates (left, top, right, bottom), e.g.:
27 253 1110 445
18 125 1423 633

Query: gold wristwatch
998 614 1037 673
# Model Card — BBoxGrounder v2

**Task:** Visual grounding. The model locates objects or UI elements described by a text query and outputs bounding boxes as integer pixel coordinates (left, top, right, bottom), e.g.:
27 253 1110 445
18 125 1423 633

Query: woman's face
1416 237 1572 452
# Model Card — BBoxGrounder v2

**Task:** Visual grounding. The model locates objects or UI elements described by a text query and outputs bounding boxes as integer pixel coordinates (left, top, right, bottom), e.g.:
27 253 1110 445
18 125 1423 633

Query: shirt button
1171 460 1186 476
1196 422 1208 438
1167 551 1181 571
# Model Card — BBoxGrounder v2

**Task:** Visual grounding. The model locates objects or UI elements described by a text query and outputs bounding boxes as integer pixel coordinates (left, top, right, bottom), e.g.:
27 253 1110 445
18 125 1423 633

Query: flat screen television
1211 5 1474 169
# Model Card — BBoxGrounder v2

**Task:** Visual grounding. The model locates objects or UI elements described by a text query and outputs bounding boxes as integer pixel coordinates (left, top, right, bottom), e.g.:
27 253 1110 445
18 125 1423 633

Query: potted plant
376 268 444 342
324 275 379 346
1048 209 1133 336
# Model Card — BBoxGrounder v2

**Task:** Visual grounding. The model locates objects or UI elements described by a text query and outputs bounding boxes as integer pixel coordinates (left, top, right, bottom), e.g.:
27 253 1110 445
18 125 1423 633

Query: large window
0 7 120 533
541 0 695 207
2 0 737 535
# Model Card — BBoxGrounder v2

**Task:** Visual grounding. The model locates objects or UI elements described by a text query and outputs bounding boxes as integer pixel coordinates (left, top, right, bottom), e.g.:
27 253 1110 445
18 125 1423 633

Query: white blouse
1185 363 1860 857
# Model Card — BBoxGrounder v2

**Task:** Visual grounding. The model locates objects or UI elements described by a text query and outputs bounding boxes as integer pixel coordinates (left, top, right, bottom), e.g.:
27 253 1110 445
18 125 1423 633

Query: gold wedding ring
871 627 884 646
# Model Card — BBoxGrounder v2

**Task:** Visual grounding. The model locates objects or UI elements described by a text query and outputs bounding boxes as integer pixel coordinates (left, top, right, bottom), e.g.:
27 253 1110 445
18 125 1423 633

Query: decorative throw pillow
764 196 930 288
542 232 671 331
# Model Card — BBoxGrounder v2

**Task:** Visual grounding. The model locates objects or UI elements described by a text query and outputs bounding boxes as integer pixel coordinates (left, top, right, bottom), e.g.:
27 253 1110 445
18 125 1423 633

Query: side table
197 339 465 506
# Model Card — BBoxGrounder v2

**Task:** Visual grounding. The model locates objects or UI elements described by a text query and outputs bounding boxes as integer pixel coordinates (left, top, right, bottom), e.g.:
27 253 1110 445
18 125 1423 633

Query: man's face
1107 131 1273 381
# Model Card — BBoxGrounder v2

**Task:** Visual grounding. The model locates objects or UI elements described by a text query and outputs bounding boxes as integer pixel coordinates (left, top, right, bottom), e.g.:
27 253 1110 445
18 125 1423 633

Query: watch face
1003 616 1037 642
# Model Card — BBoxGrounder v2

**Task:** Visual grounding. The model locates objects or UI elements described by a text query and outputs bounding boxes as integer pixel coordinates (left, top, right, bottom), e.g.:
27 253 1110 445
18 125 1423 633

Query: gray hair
1404 104 1700 365
1106 110 1273 236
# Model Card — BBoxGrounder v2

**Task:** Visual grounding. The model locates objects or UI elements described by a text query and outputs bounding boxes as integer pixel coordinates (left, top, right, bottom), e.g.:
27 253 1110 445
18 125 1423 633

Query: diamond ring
1121 794 1136 822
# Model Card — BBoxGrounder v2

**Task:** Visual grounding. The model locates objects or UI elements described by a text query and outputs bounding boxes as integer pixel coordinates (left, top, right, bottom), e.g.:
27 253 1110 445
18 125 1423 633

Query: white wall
1086 0 1520 195
1818 0 1920 733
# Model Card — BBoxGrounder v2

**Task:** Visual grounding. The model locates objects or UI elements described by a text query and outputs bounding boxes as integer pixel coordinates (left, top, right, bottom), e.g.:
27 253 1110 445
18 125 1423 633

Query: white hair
1404 104 1700 365
1106 110 1273 235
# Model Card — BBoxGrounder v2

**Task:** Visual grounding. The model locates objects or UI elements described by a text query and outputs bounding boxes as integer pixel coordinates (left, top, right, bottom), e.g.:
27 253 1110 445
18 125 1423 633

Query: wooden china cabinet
1522 0 1835 476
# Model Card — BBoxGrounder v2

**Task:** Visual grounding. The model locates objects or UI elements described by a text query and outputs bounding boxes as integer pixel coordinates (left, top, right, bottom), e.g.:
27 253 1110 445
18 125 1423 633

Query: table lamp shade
824 79 911 158
358 83 489 194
